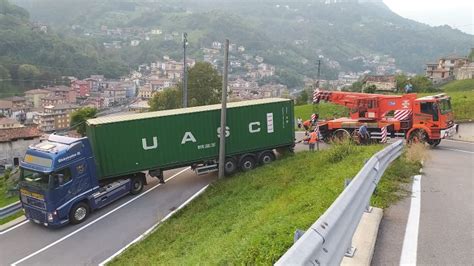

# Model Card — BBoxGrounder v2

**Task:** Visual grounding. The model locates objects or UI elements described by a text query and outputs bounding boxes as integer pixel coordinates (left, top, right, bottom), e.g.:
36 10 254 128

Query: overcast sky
384 0 473 34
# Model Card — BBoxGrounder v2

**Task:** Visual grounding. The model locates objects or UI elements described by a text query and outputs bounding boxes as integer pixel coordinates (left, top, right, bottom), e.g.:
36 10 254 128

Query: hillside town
1 46 473 168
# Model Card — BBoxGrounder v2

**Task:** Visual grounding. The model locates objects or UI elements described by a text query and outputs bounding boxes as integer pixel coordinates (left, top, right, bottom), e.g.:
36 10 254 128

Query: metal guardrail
276 140 404 265
0 201 22 220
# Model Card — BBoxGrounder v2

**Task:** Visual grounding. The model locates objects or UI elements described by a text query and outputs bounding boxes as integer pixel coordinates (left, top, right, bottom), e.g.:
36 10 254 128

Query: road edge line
399 174 422 265
98 184 210 266
0 219 29 235
11 167 190 266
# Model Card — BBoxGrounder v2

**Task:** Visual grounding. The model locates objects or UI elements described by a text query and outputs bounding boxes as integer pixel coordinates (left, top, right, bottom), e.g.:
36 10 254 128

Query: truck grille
26 207 46 223
26 197 46 209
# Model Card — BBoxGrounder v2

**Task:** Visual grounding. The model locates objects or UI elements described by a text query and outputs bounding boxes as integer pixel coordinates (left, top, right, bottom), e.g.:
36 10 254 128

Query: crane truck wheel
239 155 256 172
130 176 144 195
332 129 352 143
408 129 428 145
224 157 238 176
428 139 441 147
258 151 276 165
69 202 90 224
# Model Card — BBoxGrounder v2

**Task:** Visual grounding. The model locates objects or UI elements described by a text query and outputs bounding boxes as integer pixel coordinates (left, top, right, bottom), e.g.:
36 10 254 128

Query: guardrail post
293 229 306 243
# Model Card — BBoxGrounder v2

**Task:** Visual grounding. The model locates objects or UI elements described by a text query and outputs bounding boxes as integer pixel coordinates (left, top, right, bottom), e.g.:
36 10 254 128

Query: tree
365 84 377 94
187 62 222 106
148 87 182 111
70 107 98 136
0 64 11 80
296 88 309 105
17 64 40 81
411 75 434 92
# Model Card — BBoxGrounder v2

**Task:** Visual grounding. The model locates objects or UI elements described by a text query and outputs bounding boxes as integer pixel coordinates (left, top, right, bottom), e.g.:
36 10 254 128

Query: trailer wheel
69 202 90 224
130 176 144 195
224 157 238 176
240 156 256 172
258 151 276 165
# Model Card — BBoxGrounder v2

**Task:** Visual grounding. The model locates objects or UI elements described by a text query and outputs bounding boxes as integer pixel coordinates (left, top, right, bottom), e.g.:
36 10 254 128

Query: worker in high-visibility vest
308 129 318 151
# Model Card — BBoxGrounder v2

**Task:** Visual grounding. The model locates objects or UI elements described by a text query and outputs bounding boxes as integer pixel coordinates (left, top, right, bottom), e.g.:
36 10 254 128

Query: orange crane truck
313 90 457 147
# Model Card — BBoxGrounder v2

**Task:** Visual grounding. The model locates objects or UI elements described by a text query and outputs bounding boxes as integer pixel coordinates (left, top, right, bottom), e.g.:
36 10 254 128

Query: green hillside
0 0 129 97
12 0 473 79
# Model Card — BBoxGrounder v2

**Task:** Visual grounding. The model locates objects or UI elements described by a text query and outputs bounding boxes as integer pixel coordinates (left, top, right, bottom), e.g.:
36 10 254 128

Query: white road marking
440 148 474 154
0 220 29 235
400 174 422 265
98 184 210 265
11 167 190 266
443 139 474 145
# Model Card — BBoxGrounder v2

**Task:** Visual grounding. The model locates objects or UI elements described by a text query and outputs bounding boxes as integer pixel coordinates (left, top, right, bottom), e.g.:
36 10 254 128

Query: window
420 102 439 121
52 168 72 188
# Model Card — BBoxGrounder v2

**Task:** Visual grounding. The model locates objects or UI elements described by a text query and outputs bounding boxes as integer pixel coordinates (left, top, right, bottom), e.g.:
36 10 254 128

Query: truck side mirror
56 174 65 187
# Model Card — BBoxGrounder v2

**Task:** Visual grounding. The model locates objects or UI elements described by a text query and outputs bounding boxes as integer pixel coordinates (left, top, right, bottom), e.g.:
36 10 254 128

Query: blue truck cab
19 134 143 227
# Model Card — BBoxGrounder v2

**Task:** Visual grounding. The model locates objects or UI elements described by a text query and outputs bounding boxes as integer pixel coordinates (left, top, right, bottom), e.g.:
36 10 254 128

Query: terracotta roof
0 126 42 142
0 118 19 125
2 96 26 102
0 100 13 109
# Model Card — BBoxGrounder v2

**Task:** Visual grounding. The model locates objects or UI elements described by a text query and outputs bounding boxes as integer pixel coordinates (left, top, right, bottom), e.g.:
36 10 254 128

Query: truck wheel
130 176 144 195
69 202 90 224
258 151 275 165
408 129 427 145
224 157 238 176
332 129 351 143
428 139 441 147
240 156 256 172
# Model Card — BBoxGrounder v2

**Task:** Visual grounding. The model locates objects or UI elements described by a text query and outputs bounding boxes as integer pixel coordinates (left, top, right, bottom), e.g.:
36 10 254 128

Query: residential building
426 56 469 83
0 118 23 129
454 62 474 80
103 87 127 105
35 104 79 132
45 86 77 103
138 84 155 99
41 96 66 107
24 89 50 108
71 80 91 97
361 75 397 91
0 126 42 166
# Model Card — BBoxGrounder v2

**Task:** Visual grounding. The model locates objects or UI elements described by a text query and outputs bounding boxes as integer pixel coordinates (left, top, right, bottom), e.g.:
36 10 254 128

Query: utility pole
316 59 321 89
182 32 188 108
218 39 229 179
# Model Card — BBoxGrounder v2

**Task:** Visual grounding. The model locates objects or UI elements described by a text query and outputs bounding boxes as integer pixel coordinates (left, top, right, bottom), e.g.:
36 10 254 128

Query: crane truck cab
410 93 456 146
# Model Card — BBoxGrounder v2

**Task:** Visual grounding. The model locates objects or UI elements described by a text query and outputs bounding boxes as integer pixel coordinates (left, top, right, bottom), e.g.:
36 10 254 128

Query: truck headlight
47 213 54 222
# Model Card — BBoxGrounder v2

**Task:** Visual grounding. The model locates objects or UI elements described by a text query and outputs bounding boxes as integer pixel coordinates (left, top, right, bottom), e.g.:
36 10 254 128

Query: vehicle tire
258 151 276 165
428 139 441 147
224 157 238 176
408 129 428 145
130 176 144 195
69 202 90 224
332 129 352 143
239 156 256 172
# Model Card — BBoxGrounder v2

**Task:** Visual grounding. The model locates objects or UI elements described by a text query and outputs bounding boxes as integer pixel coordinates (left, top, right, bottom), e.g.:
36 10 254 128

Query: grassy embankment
0 172 24 225
110 143 422 265
436 79 474 122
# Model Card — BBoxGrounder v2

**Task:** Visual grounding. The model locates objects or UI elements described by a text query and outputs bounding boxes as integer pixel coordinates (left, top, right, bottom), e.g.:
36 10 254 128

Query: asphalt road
372 139 474 265
0 167 216 265
0 133 319 266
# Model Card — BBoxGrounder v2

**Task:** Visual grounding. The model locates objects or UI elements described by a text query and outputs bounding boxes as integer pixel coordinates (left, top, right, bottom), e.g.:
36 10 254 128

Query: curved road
373 139 474 265
0 132 315 266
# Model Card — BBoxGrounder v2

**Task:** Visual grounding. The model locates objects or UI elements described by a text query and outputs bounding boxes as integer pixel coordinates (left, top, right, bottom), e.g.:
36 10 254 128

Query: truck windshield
20 169 51 189
440 99 452 114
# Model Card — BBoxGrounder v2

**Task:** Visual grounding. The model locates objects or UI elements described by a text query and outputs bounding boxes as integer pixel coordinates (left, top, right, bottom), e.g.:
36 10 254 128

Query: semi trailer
18 98 294 227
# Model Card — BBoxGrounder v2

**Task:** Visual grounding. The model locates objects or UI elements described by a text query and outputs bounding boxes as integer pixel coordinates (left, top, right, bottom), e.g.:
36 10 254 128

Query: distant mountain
9 0 474 82
0 0 129 97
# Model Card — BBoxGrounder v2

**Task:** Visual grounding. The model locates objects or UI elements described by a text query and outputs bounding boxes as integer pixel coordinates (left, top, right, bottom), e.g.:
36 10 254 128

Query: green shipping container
86 98 294 179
